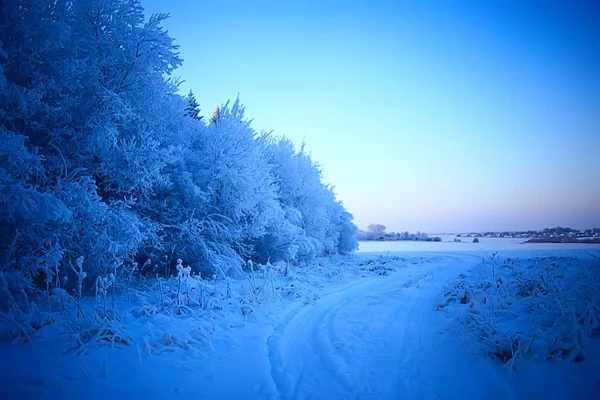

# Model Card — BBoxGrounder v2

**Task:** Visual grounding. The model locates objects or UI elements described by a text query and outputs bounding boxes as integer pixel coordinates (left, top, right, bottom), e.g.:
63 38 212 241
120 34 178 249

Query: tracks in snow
267 253 514 400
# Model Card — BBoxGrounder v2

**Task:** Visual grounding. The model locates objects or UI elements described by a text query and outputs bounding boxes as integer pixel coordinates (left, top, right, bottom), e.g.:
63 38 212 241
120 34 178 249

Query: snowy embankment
1 250 599 399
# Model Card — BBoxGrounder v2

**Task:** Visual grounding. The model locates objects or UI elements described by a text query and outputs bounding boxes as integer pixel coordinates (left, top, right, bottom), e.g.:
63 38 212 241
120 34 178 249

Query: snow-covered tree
368 224 387 235
260 137 358 261
0 0 359 323
0 0 183 302
157 98 284 275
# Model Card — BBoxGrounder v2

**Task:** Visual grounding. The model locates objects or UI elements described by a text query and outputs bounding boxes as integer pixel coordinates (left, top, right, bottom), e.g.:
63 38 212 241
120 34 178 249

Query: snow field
1 250 599 399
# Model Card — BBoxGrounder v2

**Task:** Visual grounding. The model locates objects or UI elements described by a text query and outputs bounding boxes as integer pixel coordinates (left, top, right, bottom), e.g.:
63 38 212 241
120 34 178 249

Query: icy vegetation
438 253 600 366
0 0 357 344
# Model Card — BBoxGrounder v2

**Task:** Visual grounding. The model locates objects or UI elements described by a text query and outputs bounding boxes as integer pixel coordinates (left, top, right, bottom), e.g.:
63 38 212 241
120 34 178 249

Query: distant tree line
357 224 441 242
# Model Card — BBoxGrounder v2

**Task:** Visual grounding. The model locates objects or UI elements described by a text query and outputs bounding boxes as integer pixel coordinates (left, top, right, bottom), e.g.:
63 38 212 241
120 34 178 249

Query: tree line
0 0 358 314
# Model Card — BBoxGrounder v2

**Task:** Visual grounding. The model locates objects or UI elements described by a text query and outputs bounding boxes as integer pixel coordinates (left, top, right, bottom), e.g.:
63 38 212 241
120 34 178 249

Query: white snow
358 236 600 253
268 253 514 399
1 246 599 399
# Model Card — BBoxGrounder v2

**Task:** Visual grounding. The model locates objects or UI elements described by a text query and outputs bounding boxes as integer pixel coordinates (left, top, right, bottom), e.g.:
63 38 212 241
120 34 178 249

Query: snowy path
268 254 514 400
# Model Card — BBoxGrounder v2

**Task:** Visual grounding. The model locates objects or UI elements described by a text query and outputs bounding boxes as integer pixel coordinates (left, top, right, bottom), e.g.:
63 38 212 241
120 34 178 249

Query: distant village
456 227 600 243
358 225 600 244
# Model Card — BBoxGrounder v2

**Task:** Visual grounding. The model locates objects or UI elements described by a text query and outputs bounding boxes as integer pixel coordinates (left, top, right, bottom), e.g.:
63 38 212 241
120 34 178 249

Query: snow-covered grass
1 250 599 399
0 255 398 356
0 254 420 398
438 252 600 367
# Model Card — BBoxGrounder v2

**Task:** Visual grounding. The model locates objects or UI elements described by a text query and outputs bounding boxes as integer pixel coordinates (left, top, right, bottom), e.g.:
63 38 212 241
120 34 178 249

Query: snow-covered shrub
438 254 600 365
358 257 395 276
243 261 278 306
0 131 68 315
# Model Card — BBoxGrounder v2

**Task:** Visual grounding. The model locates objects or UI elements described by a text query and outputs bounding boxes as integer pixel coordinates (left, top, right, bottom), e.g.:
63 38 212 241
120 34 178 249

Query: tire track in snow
267 254 493 400
268 284 370 399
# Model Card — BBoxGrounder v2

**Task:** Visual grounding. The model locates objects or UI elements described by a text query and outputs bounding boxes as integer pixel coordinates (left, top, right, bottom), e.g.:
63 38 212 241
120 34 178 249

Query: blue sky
142 0 599 233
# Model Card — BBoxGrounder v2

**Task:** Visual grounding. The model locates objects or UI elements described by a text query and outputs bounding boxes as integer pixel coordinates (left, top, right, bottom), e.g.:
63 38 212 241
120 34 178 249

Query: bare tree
367 224 387 235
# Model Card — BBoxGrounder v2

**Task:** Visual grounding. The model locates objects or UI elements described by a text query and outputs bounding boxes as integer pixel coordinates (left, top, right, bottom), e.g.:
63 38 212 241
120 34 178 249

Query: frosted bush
439 254 600 365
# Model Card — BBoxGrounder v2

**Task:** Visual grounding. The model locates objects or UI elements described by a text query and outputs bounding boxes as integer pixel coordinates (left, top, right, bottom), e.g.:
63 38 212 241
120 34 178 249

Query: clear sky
142 0 599 233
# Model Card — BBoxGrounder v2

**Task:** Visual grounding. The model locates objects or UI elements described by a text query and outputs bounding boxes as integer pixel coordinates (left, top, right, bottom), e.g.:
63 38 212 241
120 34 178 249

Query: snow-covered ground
268 253 513 399
1 246 599 399
358 236 600 253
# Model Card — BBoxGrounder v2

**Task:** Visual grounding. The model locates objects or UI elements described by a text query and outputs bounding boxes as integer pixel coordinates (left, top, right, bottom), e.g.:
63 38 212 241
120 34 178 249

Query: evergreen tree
185 90 203 120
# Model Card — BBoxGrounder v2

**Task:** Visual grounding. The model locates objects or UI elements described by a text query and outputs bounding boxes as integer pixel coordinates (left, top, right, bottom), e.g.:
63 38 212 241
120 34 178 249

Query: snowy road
268 254 514 400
